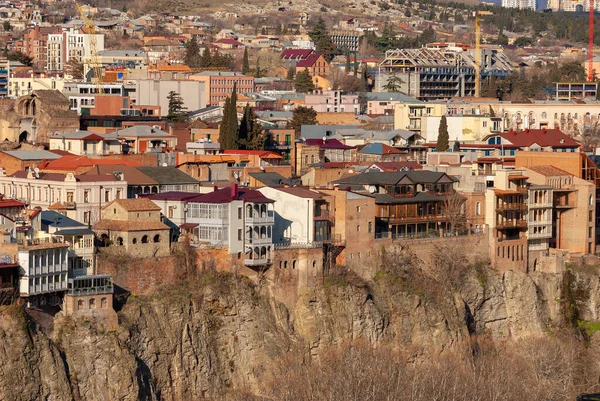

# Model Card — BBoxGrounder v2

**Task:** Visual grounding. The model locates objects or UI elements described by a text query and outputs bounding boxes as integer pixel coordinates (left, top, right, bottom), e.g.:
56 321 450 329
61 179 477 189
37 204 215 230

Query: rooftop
3 150 62 161
526 165 573 177
136 166 200 185
105 198 162 212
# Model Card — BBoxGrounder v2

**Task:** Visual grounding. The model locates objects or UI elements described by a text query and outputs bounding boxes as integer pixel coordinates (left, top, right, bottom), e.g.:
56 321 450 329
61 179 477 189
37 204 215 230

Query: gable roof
40 210 86 229
43 156 141 171
270 186 324 199
83 164 156 185
190 187 274 204
222 150 283 158
248 172 294 187
368 161 423 172
297 53 326 68
333 170 453 186
304 138 355 150
526 165 573 177
105 198 162 212
495 129 580 149
280 48 315 60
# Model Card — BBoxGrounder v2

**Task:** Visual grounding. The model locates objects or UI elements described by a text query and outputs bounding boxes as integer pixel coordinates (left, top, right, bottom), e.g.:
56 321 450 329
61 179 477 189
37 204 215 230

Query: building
47 28 105 73
0 90 80 144
257 186 331 245
304 90 360 114
93 198 171 258
19 26 61 71
190 72 253 107
332 170 457 239
135 166 200 192
8 74 65 98
0 150 62 175
366 92 420 115
280 49 316 69
148 185 275 267
293 138 357 176
135 79 206 115
0 168 127 225
358 143 407 163
525 165 596 255
296 53 330 77
525 184 553 265
485 170 529 271
555 82 598 101
62 82 125 114
330 30 363 53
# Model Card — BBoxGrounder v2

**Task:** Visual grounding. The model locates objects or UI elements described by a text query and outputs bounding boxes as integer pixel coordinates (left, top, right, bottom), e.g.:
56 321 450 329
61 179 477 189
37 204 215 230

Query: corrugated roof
189 187 274 204
136 166 200 185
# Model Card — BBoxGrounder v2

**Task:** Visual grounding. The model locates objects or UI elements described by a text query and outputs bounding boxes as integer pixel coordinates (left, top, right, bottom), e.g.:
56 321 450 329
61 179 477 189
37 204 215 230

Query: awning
180 223 199 229
54 228 94 236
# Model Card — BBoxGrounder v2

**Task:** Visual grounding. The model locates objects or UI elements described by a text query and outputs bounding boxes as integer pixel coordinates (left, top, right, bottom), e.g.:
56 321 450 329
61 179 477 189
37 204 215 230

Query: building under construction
378 46 513 100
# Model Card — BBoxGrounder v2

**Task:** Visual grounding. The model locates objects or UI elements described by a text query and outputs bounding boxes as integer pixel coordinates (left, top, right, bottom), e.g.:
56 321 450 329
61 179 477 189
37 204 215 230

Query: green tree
404 8 411 17
3 21 11 31
242 47 250 74
290 106 317 138
383 70 404 92
200 46 212 68
514 36 533 47
287 66 296 80
7 51 32 66
167 91 187 121
238 105 265 150
309 17 337 62
294 69 315 93
219 84 239 150
345 49 351 74
184 37 201 68
435 115 449 152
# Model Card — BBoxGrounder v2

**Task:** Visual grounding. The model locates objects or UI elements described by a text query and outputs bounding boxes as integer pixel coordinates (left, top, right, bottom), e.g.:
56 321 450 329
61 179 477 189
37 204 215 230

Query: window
84 190 90 203
153 234 160 243
476 202 481 216
357 225 360 232
589 227 593 238
238 229 242 241
141 235 148 243
168 206 174 218
368 222 372 233
238 207 242 219
83 212 89 224
105 190 110 202
590 210 593 222
116 189 122 199
132 238 137 244
113 208 116 214
356 206 361 213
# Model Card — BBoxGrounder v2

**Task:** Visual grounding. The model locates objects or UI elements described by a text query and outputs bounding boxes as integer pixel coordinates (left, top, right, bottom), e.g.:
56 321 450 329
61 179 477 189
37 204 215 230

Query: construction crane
474 12 481 98
75 2 103 94
589 0 595 82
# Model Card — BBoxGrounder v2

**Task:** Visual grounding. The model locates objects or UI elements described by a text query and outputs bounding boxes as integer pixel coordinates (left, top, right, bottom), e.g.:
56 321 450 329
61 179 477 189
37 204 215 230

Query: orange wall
515 151 581 178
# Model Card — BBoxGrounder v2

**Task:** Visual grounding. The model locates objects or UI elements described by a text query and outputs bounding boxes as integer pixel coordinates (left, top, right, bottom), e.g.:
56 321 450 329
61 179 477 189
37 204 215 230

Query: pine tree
353 56 359 77
309 17 337 62
184 37 201 68
200 46 212 68
290 106 317 138
167 91 187 121
242 47 250 74
219 97 231 150
383 70 404 92
287 66 296 80
435 115 449 152
294 69 315 93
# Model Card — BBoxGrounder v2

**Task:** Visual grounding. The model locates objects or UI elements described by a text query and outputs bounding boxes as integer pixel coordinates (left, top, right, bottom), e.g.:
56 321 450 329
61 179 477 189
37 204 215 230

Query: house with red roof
280 49 316 69
146 184 275 267
222 150 284 167
295 53 330 77
484 128 581 153
212 38 245 50
294 138 357 176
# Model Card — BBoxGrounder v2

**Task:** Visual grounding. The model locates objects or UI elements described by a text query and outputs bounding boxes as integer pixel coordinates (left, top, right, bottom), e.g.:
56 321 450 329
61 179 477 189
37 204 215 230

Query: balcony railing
245 215 274 224
314 210 332 221
528 231 552 240
528 219 552 226
496 203 527 211
244 258 271 266
496 220 527 230
529 202 553 208
246 237 273 245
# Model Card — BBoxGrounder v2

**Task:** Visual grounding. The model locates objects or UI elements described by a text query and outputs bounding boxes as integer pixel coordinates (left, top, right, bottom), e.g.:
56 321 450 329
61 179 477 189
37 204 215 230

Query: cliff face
2 267 600 400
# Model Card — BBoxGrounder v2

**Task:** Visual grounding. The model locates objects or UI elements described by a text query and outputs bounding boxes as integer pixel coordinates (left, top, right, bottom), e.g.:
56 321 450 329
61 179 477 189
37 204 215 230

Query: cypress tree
200 46 212 68
242 47 250 74
345 49 351 74
219 97 231 150
219 84 239 150
436 115 449 152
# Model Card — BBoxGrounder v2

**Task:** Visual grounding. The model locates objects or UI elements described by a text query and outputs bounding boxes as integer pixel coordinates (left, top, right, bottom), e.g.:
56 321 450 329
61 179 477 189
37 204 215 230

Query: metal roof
3 150 62 161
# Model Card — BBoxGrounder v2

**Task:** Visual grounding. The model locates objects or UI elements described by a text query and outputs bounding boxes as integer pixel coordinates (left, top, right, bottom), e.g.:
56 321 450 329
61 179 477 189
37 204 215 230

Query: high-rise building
47 28 104 74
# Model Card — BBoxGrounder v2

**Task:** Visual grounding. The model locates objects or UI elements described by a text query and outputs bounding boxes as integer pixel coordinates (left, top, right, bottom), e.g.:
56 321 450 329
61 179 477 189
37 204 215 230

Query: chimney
231 182 238 199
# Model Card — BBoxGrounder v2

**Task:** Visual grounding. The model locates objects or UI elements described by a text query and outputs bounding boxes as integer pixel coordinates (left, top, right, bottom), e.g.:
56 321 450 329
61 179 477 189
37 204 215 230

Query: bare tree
445 192 469 235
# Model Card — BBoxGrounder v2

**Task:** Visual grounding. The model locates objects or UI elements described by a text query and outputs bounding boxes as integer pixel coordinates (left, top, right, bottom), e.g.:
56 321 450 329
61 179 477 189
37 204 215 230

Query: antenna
33 167 39 179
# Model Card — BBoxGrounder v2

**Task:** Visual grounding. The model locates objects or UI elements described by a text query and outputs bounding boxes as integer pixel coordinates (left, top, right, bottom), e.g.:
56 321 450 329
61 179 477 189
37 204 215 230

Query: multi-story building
293 138 357 176
525 165 596 255
18 26 61 71
526 184 553 263
379 47 512 100
485 170 529 270
190 72 253 107
135 79 206 115
304 90 360 114
0 168 127 225
333 170 457 239
62 82 125 114
8 74 65 98
47 28 105 73
147 185 275 267
296 53 330 77
330 30 364 53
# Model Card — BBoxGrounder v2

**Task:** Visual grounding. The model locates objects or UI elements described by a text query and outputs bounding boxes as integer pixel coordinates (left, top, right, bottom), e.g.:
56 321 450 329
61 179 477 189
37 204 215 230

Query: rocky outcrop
3 266 600 400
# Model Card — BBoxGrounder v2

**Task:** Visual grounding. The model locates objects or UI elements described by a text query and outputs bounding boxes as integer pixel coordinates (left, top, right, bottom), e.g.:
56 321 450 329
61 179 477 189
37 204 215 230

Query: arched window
153 234 160 243
113 208 116 214
116 237 123 246
292 261 296 269
590 195 594 206
476 202 481 216
141 235 148 243
312 260 316 268
77 299 84 310
541 112 547 120
101 298 107 308
89 298 95 309
132 238 137 244
284 261 288 268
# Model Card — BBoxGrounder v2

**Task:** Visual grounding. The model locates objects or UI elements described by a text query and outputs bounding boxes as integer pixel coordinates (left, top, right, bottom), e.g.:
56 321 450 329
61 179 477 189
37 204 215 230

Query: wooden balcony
496 220 527 230
496 203 527 211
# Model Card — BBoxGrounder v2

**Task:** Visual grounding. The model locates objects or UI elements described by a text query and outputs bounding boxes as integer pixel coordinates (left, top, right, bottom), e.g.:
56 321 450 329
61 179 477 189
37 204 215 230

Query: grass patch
578 320 600 336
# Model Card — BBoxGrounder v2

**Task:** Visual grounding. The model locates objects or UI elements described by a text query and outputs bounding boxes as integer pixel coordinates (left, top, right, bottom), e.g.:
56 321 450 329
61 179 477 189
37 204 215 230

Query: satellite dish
162 162 168 167
233 172 239 179
348 169 353 173
322 136 327 142
368 185 377 194
259 166 265 171
34 167 40 179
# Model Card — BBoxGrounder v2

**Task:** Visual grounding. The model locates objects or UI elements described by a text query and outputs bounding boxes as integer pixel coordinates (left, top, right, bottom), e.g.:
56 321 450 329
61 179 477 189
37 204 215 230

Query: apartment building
304 90 360 114
526 185 553 264
136 79 206 115
190 72 253 107
0 169 127 225
293 138 357 176
18 26 61 71
330 29 363 53
47 28 105 73
296 53 330 77
62 82 125 114
8 74 65 98
525 166 596 255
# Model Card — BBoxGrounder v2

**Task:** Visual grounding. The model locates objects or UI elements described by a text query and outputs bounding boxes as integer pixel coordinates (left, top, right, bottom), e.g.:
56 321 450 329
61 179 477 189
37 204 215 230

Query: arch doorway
19 131 29 143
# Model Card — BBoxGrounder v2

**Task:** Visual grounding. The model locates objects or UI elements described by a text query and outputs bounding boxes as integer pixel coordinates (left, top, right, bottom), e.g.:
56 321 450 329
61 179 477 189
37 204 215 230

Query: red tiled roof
43 155 141 171
104 198 162 212
297 53 324 68
190 187 274 204
280 49 314 60
497 129 581 148
274 187 324 199
213 38 245 46
0 199 25 208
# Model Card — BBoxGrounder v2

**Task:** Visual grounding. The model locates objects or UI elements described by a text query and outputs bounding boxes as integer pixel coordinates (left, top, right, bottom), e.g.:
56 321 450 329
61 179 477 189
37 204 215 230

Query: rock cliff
1 266 600 400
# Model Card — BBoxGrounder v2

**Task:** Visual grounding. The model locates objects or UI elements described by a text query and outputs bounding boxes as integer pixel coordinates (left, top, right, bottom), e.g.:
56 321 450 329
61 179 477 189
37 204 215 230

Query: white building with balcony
147 185 275 267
